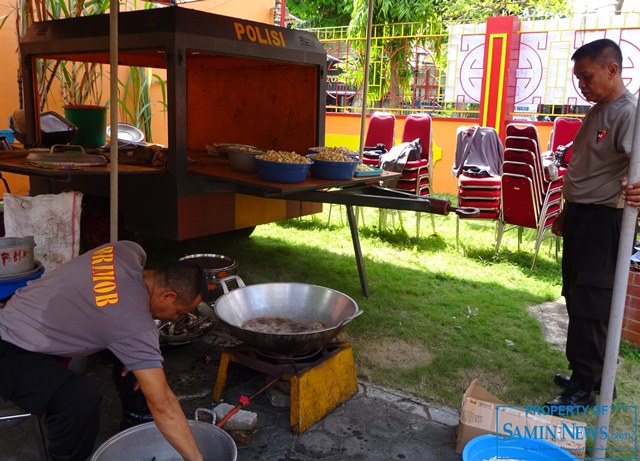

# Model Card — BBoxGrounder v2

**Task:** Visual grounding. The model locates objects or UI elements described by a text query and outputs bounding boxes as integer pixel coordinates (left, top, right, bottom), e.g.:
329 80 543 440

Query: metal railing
307 12 640 120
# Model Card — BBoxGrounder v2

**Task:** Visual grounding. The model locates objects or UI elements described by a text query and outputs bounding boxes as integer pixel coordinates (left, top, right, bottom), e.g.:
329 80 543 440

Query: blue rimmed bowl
306 153 359 180
255 157 313 183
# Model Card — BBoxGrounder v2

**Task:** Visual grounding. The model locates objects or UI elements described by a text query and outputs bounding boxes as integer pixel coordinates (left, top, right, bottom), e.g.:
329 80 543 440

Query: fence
309 12 640 121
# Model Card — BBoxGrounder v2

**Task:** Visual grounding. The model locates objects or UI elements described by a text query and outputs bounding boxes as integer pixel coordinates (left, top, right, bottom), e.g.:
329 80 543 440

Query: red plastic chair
399 114 432 191
401 114 432 158
549 118 582 164
495 170 562 268
364 112 396 151
393 114 435 236
505 123 541 151
362 112 396 166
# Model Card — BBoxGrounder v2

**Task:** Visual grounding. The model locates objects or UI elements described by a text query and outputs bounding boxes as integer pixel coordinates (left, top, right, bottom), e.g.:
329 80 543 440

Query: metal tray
25 145 107 168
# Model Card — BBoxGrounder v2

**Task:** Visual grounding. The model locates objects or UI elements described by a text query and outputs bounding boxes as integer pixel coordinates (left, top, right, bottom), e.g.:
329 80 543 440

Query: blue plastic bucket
463 435 579 461
0 261 45 300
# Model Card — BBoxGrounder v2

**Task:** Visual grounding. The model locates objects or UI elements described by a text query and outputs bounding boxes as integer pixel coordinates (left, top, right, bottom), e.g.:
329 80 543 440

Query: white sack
3 191 83 271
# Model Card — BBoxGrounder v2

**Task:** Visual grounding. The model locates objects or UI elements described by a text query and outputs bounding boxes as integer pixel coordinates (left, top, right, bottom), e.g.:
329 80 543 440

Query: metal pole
357 0 374 159
593 100 640 457
109 0 119 242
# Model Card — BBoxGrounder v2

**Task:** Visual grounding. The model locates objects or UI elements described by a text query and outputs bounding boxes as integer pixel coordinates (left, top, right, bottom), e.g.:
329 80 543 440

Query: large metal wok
214 276 362 353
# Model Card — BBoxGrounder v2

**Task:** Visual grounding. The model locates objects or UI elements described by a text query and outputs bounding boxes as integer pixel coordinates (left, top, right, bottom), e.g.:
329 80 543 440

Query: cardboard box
456 379 586 458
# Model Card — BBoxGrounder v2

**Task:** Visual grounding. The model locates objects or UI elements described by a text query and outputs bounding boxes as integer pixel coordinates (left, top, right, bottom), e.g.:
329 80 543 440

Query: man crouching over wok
0 241 207 461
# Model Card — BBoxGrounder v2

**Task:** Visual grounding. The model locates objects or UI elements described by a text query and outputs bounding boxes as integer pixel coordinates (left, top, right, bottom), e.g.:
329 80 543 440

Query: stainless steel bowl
228 148 262 173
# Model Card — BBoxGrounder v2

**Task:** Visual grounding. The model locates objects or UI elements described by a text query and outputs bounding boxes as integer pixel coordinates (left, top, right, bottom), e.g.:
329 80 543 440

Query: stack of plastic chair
548 117 582 170
391 114 435 237
495 123 563 268
362 112 396 166
452 126 504 249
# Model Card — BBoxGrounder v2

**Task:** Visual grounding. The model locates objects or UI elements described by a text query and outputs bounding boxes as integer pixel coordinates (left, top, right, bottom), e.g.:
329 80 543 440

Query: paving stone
0 339 463 461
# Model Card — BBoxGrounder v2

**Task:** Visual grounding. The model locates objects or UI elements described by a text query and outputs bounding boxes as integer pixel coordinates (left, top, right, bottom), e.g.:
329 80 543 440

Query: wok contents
242 316 327 334
257 150 311 163
159 313 213 337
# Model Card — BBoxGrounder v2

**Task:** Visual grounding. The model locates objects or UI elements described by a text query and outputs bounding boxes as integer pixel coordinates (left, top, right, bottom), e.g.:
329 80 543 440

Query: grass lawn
140 199 639 456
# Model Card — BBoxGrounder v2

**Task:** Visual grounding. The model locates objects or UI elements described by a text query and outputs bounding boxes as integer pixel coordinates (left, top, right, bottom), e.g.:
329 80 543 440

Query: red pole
280 0 286 27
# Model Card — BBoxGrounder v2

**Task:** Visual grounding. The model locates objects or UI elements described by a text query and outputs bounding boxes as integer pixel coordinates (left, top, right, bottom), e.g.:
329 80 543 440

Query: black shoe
545 383 596 415
554 373 571 387
553 373 617 399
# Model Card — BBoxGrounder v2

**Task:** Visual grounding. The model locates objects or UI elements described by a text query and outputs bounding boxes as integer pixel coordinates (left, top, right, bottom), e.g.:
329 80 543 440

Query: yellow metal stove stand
213 342 358 433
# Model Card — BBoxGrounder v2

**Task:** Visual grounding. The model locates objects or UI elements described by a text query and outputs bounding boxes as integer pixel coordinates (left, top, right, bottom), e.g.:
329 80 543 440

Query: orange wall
0 1 275 195
184 0 275 24
325 113 552 195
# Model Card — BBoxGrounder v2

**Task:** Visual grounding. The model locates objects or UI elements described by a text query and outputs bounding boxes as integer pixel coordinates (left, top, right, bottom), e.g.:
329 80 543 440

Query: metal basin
0 236 35 276
214 276 362 353
90 419 237 461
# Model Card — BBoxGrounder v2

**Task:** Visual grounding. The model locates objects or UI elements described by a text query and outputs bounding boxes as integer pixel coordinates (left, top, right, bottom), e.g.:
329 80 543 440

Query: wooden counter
188 153 400 197
0 152 163 181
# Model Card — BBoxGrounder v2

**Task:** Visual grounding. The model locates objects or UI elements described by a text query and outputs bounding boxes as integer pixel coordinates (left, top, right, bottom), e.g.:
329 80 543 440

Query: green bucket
63 105 107 147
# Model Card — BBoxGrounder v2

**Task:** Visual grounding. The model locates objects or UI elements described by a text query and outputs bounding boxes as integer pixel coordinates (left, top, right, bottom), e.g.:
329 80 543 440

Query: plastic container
463 435 578 461
307 153 358 180
9 111 77 147
255 158 312 183
0 130 15 145
63 105 107 147
0 261 45 300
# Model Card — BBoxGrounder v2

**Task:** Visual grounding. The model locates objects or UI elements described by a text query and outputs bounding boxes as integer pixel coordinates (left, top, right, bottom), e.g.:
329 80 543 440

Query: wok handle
218 275 246 294
336 309 364 327
194 407 216 425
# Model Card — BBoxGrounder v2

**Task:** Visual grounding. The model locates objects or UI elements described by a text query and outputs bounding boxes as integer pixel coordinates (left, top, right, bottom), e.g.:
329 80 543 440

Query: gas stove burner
257 347 324 363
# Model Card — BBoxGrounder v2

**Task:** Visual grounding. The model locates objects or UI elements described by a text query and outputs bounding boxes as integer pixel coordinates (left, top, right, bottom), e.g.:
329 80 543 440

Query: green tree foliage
287 0 353 27
444 0 571 21
326 0 571 108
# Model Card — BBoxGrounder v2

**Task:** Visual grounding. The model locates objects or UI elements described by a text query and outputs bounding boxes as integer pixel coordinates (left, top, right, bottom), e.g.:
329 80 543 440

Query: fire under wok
213 276 362 354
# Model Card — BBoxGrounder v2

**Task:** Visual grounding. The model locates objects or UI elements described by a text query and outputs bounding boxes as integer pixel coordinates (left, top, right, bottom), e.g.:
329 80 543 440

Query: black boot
553 373 617 399
545 381 596 415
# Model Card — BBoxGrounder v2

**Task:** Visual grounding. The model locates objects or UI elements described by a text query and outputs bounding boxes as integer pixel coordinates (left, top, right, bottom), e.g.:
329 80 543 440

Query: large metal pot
179 253 239 302
0 236 35 276
90 415 237 461
214 276 362 353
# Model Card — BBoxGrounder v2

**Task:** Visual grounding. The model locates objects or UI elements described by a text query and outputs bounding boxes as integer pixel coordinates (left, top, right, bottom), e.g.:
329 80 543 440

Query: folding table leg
346 205 369 297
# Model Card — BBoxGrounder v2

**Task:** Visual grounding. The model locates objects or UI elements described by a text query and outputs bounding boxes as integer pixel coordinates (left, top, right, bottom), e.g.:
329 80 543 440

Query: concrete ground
0 334 462 461
0 300 569 461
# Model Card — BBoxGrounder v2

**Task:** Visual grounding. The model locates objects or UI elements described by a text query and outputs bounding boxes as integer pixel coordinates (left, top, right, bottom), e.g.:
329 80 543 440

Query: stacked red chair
391 114 435 236
548 117 582 170
362 112 396 166
396 114 432 193
495 123 563 268
452 126 504 248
